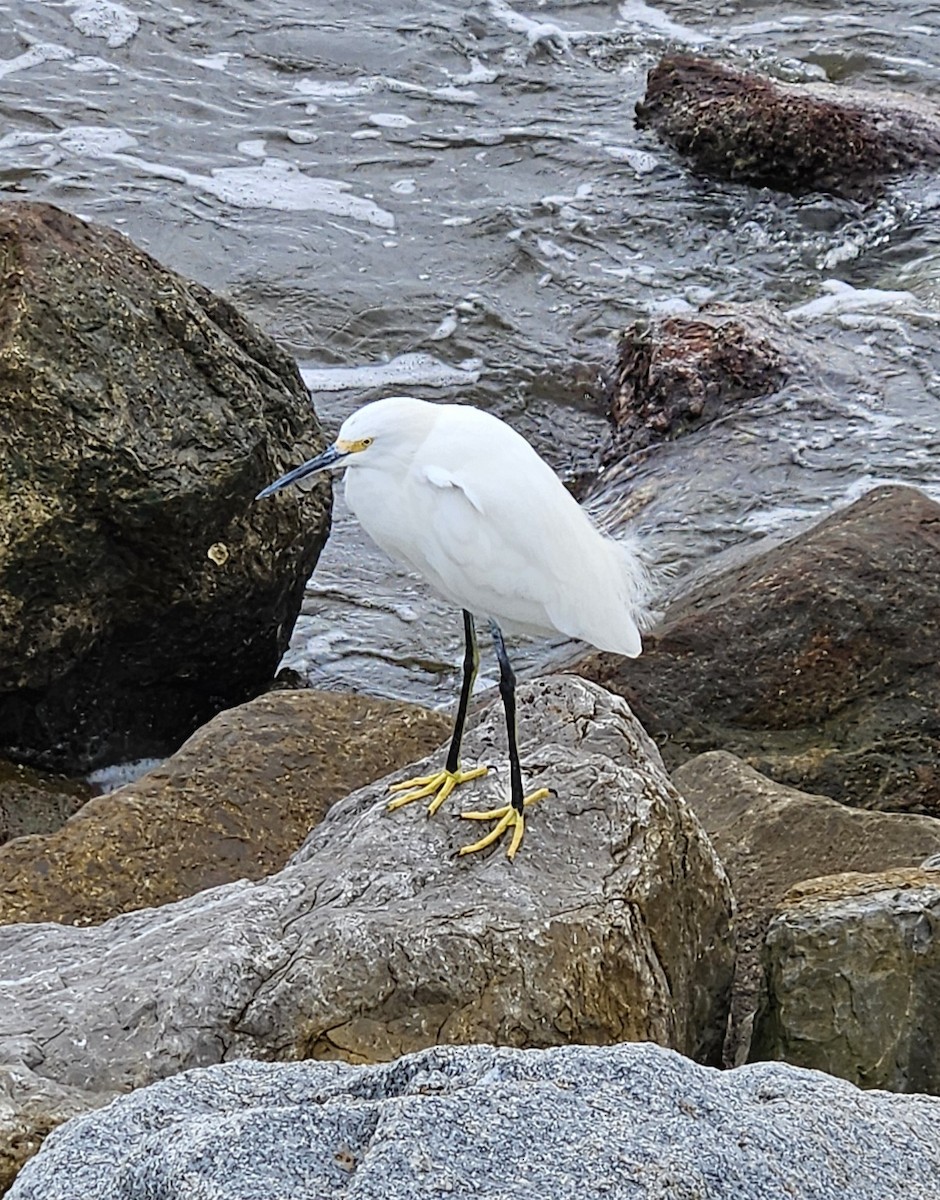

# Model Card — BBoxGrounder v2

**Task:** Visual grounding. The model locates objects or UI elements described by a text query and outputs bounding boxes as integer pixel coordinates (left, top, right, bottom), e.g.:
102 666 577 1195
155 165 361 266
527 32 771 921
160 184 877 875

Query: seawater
3 0 939 707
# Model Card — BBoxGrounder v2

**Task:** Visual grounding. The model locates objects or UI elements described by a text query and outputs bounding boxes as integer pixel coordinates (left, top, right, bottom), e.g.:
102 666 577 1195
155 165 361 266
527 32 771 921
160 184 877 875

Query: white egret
257 395 647 859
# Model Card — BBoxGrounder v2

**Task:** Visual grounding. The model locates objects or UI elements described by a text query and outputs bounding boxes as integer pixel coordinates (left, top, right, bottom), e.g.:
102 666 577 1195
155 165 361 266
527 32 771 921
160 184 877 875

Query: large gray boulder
673 751 940 1063
0 201 330 773
10 1043 940 1200
751 867 940 1092
0 676 733 1179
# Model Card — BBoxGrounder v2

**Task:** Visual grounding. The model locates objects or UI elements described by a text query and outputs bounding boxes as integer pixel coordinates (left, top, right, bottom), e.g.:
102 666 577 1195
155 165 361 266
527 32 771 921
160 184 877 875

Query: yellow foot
458 788 549 861
386 765 488 816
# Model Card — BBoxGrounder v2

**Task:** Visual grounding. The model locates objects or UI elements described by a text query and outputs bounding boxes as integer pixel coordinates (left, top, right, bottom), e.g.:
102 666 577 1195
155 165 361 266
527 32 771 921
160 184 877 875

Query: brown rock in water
0 676 734 1174
0 201 330 774
750 867 940 1092
0 760 90 844
0 690 451 928
575 485 940 814
603 307 787 460
636 53 940 198
673 751 940 1065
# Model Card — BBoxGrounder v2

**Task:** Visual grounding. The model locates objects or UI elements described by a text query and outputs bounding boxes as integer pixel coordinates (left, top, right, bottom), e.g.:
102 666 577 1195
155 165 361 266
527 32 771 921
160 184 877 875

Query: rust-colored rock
0 760 90 845
575 485 940 814
636 53 940 198
0 690 451 927
0 201 330 774
603 307 787 460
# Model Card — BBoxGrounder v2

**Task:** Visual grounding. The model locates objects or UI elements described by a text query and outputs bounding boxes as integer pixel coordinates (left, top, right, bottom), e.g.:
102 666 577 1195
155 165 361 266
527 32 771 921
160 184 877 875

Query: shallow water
4 0 940 713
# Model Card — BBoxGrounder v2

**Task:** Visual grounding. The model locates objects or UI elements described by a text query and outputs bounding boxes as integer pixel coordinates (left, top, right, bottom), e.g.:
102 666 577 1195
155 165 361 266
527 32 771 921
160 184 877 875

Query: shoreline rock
0 676 733 1178
0 690 451 928
0 201 330 774
752 867 940 1091
602 305 788 462
575 484 940 816
10 1043 940 1200
674 751 940 1066
636 53 940 198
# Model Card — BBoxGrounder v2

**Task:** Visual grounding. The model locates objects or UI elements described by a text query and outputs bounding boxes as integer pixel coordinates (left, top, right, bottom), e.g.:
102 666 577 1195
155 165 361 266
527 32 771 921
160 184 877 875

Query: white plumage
258 394 649 860
337 396 646 655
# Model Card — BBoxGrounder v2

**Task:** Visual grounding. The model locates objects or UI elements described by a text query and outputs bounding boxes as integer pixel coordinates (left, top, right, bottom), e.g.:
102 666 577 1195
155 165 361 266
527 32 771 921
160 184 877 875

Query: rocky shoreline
4 46 940 1198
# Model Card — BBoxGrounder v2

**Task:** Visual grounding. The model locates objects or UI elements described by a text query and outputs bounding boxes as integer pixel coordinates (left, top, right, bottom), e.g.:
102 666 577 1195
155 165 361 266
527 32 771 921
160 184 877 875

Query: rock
673 751 940 1064
10 1043 940 1200
0 676 733 1176
575 485 940 815
602 307 787 462
0 201 330 774
0 760 90 844
751 868 940 1092
635 53 940 198
0 690 451 928
0 1068 107 1197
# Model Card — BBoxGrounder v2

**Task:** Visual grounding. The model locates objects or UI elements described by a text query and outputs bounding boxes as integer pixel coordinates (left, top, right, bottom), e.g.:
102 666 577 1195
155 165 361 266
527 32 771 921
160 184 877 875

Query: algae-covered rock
0 690 451 928
636 53 940 198
0 201 330 772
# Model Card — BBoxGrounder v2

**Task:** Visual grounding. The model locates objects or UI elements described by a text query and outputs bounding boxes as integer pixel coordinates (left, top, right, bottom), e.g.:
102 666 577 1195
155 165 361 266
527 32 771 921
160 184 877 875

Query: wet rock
673 751 940 1065
0 676 733 1175
576 485 940 815
0 760 90 844
0 690 451 928
10 1043 940 1200
602 306 787 460
636 53 940 198
751 868 940 1092
0 201 330 774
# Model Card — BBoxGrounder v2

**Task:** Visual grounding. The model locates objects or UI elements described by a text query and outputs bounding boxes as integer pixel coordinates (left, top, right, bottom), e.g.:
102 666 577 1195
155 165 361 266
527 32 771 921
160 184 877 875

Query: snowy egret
257 396 647 859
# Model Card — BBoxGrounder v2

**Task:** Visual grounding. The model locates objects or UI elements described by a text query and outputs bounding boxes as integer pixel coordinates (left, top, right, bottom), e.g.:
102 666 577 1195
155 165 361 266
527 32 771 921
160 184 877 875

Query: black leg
445 610 478 774
490 620 524 817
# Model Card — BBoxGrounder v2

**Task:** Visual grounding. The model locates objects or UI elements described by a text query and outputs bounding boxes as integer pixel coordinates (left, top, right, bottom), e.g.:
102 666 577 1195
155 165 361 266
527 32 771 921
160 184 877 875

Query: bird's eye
361 437 374 448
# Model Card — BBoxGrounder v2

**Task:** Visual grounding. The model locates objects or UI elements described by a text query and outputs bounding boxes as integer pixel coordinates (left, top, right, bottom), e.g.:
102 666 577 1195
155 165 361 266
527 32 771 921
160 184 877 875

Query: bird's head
256 395 434 499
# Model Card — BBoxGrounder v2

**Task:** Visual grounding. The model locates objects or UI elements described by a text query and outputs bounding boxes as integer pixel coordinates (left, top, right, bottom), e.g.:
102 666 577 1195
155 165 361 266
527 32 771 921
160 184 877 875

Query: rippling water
4 0 940 710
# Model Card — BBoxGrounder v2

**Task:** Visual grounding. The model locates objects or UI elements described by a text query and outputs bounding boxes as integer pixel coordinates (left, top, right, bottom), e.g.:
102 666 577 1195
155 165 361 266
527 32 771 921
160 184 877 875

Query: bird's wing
412 448 645 654
411 455 587 632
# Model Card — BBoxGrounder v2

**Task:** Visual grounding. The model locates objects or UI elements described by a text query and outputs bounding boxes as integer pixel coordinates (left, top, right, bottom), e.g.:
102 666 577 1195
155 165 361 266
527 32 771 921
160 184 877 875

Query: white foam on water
431 85 480 104
786 280 921 320
295 77 382 100
199 160 395 228
488 0 571 53
603 145 658 173
0 43 74 78
0 124 136 155
67 55 113 73
450 58 499 86
300 352 483 392
429 311 459 340
66 0 140 48
368 113 416 129
87 757 162 793
59 126 138 154
193 52 234 71
617 0 712 45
